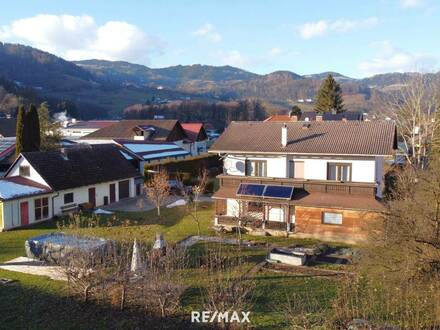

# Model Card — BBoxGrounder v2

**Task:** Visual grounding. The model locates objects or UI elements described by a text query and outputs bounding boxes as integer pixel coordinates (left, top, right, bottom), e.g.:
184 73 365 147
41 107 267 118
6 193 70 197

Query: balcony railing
217 174 376 196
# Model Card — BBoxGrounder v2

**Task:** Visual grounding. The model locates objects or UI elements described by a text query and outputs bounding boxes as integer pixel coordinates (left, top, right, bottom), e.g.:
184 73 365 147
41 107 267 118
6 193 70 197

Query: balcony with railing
217 174 377 196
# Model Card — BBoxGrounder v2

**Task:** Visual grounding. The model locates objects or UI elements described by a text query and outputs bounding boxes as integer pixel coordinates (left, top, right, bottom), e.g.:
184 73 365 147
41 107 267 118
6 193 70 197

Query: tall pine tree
314 74 344 114
27 104 41 151
15 105 25 156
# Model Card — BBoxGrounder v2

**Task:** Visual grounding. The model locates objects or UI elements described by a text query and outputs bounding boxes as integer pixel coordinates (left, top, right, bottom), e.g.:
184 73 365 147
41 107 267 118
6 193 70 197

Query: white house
209 120 397 243
0 144 140 231
61 120 119 139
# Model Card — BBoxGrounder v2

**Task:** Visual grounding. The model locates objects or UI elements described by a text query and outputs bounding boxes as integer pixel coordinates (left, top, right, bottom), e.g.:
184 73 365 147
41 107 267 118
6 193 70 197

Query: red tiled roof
181 123 204 142
264 115 296 122
3 176 52 191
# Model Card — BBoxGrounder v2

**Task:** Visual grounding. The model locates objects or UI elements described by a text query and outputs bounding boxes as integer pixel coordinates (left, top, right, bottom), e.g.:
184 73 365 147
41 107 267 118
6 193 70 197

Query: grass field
0 203 341 329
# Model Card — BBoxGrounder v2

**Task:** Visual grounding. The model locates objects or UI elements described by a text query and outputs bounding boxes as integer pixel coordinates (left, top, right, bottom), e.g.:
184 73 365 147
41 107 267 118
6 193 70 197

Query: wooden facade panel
294 206 380 241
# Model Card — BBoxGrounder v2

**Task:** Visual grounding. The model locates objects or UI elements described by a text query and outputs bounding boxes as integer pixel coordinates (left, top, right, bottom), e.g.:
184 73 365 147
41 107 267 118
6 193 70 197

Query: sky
0 0 439 78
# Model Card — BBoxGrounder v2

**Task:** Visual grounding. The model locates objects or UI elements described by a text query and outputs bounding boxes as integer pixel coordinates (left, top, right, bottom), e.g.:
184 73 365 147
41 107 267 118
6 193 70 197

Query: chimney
316 115 323 122
281 123 288 147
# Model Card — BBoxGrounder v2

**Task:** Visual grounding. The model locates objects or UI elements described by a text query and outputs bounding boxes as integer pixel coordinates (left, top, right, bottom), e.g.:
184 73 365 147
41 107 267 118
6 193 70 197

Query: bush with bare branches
177 168 208 236
201 247 256 329
139 245 189 318
145 169 169 217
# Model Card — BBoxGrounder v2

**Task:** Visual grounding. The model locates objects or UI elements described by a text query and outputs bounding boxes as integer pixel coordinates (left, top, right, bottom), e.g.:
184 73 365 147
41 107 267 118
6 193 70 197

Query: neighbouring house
80 119 207 161
0 118 17 138
80 120 187 144
209 120 397 243
181 123 209 156
61 120 119 139
0 137 16 176
0 144 140 231
265 111 364 122
114 139 190 173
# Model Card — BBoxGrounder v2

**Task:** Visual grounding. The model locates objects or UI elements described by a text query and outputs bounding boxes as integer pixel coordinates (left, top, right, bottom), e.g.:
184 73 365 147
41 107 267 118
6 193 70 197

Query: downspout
51 192 59 218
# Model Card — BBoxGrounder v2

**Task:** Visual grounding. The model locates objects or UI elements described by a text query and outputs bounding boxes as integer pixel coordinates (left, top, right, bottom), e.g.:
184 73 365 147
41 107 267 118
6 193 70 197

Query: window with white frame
322 212 343 225
327 163 351 181
34 197 49 221
268 206 284 222
245 159 267 177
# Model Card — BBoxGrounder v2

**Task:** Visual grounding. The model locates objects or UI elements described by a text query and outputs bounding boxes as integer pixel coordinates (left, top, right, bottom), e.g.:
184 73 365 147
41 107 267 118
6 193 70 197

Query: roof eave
208 149 394 157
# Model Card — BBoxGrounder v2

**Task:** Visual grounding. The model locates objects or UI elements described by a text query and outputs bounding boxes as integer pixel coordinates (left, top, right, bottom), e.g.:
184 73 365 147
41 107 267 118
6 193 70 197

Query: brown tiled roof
265 111 363 122
210 121 396 156
68 120 119 129
18 144 139 191
212 186 385 212
292 191 385 212
80 120 184 142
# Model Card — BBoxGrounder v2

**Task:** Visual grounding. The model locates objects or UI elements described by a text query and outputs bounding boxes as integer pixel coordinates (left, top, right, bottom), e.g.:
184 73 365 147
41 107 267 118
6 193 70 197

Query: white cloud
400 0 424 8
0 14 164 64
298 17 379 39
214 50 247 67
193 23 222 42
358 41 437 76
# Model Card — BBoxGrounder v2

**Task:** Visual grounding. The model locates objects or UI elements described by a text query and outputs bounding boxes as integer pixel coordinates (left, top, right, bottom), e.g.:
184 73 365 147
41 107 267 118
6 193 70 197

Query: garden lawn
0 203 340 329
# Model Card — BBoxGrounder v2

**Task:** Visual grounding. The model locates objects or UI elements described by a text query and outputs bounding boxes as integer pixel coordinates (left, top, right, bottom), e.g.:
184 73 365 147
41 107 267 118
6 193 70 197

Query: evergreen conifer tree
27 104 41 151
314 74 344 113
15 105 25 156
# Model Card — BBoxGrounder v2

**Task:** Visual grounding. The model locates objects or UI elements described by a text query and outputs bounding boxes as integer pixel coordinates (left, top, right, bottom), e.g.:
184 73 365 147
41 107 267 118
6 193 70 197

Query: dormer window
19 165 30 177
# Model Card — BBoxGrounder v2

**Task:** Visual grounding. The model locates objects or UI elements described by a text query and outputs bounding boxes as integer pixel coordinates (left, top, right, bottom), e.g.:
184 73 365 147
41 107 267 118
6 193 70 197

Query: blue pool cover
25 232 109 262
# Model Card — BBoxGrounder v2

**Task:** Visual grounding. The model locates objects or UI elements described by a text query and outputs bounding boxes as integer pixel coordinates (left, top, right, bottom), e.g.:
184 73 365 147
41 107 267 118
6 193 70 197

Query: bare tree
365 164 440 281
382 73 439 169
140 245 189 317
178 169 208 236
202 247 256 329
145 169 169 217
58 246 113 302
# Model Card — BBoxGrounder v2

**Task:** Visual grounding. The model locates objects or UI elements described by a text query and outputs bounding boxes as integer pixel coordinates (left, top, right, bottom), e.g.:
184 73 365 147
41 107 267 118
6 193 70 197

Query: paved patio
0 257 66 281
101 195 213 212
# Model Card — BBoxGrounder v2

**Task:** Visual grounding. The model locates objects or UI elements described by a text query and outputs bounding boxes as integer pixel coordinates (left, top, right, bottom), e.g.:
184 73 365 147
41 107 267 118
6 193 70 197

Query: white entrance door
226 199 240 217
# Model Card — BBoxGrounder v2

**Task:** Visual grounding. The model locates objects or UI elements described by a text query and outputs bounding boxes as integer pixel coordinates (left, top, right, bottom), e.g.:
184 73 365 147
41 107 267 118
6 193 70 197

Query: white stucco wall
224 155 287 178
52 178 135 215
223 154 377 183
7 157 50 187
294 158 376 183
1 194 54 230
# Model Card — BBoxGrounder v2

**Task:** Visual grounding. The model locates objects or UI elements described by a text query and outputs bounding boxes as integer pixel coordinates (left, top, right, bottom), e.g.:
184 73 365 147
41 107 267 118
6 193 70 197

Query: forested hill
1 42 438 119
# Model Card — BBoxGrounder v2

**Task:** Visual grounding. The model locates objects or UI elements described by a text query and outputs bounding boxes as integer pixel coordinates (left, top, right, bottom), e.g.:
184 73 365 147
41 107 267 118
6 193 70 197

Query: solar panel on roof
237 183 265 197
263 185 294 200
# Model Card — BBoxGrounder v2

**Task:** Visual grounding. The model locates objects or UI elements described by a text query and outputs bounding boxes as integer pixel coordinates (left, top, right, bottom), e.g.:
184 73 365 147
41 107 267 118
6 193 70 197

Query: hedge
143 154 222 181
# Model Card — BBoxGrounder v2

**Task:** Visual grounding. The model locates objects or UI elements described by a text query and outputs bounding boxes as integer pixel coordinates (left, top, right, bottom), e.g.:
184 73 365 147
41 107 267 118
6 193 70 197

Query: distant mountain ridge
0 42 437 118
74 60 259 87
